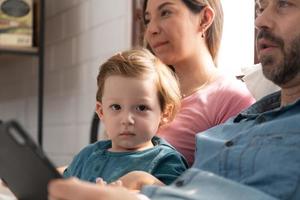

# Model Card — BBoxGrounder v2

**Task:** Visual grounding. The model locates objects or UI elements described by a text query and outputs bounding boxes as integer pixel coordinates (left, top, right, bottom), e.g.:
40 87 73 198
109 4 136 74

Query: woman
143 0 255 165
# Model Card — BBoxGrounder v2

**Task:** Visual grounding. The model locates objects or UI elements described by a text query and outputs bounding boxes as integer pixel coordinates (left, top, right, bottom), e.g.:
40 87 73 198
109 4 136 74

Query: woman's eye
144 17 150 25
161 9 171 17
278 0 290 7
110 104 121 111
136 105 148 112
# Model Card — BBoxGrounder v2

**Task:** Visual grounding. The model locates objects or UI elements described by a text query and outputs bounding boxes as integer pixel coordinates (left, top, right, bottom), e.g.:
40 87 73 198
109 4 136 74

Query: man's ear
95 101 104 120
198 6 215 33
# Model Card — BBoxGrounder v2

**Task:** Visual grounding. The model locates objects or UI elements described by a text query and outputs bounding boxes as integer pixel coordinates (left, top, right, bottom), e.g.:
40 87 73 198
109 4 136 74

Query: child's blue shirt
63 136 188 184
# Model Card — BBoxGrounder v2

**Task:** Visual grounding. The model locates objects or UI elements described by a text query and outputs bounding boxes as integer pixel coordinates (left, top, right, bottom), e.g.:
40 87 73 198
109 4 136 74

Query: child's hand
108 180 123 187
95 177 107 186
96 178 124 189
96 178 137 193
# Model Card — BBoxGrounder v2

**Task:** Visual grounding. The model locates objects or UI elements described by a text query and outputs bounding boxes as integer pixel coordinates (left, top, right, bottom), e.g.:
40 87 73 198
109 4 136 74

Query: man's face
255 0 300 86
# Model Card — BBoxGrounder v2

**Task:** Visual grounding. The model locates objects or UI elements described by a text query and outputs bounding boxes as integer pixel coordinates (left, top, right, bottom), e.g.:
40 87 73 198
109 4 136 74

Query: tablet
0 120 62 200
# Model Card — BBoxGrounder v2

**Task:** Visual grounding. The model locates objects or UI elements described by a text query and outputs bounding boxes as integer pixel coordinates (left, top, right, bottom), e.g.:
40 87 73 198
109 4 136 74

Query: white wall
0 0 132 166
218 0 255 75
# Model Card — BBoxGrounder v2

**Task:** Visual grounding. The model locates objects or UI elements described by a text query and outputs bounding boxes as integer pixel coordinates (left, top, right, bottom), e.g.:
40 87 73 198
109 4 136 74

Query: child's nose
121 112 135 126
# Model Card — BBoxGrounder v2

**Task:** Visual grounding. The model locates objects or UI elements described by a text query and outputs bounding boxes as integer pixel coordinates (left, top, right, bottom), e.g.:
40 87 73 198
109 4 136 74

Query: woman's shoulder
213 74 247 90
187 75 254 111
185 75 251 102
207 75 254 99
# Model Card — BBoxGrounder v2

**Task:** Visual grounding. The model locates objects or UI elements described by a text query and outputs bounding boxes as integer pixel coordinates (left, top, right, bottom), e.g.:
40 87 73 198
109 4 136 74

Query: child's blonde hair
96 48 181 124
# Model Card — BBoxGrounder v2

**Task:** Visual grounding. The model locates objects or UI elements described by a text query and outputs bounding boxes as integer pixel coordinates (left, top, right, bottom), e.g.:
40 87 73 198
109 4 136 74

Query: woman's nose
146 19 160 36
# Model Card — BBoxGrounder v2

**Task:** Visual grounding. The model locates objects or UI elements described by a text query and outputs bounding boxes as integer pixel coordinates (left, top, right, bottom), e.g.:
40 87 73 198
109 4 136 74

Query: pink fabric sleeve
209 79 256 125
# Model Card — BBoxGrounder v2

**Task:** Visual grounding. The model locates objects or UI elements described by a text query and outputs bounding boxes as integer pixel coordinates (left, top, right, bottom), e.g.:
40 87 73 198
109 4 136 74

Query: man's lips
257 38 279 52
152 41 169 49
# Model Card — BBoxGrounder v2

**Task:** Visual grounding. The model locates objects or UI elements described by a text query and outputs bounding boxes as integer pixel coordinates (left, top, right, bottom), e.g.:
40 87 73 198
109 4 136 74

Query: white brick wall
0 0 132 166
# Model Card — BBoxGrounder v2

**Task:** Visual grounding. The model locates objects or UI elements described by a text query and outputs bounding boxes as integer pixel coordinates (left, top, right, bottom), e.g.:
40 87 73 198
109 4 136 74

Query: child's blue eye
110 104 121 110
136 105 148 112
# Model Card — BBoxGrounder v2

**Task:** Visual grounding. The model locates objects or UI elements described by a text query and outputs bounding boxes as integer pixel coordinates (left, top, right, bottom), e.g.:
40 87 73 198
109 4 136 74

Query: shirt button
175 180 185 187
225 141 234 147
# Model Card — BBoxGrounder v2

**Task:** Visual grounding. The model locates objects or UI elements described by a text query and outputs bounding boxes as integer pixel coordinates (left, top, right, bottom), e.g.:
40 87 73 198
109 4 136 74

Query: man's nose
255 6 274 31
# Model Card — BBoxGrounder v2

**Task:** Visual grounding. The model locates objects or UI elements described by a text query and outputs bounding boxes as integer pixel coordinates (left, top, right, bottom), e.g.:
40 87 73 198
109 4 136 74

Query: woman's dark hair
142 0 223 65
143 0 204 17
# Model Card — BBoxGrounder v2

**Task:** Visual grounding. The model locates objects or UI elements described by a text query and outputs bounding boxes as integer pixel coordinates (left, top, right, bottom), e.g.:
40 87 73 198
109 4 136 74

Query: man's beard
257 29 300 86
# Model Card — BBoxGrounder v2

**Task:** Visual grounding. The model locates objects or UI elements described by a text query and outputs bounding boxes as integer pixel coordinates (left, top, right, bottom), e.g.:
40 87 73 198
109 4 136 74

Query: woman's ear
95 101 104 120
199 6 215 35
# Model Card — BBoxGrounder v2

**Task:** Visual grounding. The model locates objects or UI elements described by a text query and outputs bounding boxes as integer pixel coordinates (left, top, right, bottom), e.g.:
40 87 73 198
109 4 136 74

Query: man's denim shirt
194 91 300 199
142 92 300 200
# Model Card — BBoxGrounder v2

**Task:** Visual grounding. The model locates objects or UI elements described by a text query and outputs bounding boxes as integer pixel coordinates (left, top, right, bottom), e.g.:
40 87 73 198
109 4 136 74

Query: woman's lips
152 41 169 49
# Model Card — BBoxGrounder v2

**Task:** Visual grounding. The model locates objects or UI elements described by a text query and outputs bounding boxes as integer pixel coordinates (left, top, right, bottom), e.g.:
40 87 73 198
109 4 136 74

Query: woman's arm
48 178 140 200
117 171 165 191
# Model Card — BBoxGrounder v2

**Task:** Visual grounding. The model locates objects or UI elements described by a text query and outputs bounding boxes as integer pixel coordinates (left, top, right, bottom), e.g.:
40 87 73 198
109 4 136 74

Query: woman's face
144 0 201 66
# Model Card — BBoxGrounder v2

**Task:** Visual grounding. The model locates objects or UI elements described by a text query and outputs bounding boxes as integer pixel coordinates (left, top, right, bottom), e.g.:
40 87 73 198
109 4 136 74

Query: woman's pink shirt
157 76 255 166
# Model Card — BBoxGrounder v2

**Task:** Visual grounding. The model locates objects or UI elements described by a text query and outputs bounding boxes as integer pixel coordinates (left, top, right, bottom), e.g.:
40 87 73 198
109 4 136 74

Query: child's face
96 75 163 152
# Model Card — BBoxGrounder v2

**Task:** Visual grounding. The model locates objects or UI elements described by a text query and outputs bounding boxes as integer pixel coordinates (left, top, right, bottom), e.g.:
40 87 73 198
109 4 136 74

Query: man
48 0 300 199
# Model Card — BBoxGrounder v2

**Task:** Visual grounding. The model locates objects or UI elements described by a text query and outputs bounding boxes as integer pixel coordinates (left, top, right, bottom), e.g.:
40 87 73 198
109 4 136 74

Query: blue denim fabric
142 92 300 199
142 168 277 200
194 91 300 199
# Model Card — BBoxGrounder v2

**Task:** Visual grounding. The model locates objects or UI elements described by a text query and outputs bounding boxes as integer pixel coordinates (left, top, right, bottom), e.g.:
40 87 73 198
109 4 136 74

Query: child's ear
160 114 169 127
159 105 172 127
95 101 104 119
